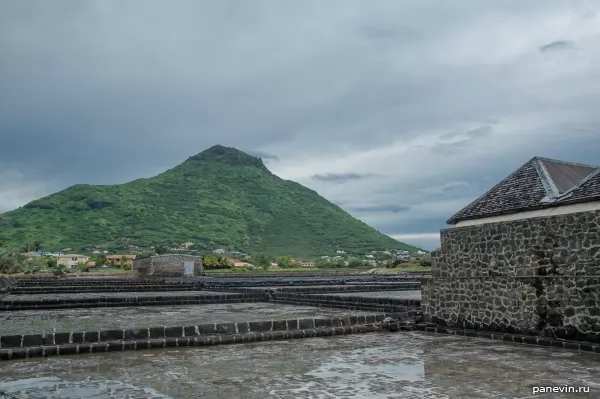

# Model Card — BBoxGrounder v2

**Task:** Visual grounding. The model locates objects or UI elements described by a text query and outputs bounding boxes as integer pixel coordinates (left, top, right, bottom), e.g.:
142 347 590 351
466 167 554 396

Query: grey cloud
440 124 494 140
351 204 411 213
465 125 493 138
440 181 470 192
312 172 376 183
0 0 599 245
245 150 279 161
357 24 421 41
540 40 575 52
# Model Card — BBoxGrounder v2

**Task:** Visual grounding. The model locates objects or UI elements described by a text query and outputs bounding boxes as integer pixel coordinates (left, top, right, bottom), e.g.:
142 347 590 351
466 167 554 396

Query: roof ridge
556 167 600 201
446 157 539 224
534 156 599 169
532 159 560 199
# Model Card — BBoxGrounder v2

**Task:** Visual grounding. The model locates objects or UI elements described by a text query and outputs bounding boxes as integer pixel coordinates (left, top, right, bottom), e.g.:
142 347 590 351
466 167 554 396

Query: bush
419 256 432 266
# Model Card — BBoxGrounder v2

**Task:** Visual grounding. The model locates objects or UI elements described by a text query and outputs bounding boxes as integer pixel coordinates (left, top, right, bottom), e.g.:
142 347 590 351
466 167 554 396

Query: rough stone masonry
421 209 600 343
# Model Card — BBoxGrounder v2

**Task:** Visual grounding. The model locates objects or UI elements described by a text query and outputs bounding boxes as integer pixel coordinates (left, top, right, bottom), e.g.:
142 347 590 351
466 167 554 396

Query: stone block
124 329 147 341
216 323 236 334
1 335 22 348
183 326 197 337
90 343 108 353
165 327 183 338
314 318 331 328
286 320 299 330
198 324 217 335
22 334 43 347
100 330 123 341
272 320 287 331
149 327 165 339
26 347 43 358
249 321 273 332
236 322 250 334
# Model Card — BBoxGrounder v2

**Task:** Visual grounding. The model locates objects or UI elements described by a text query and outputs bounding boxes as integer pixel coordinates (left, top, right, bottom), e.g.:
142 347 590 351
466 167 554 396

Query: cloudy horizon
2 0 600 250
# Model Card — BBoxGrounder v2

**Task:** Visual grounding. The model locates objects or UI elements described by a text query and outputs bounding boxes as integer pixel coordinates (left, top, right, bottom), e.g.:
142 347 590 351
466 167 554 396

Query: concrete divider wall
207 284 420 294
274 293 421 307
0 314 400 349
0 312 425 360
0 324 384 361
10 285 210 294
0 292 268 311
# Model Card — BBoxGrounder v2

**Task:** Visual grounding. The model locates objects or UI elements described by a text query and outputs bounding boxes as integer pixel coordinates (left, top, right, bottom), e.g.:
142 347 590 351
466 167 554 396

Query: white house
57 254 90 268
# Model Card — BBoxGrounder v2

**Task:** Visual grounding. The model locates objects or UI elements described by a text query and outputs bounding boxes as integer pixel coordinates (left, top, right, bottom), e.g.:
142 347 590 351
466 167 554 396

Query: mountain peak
188 145 266 168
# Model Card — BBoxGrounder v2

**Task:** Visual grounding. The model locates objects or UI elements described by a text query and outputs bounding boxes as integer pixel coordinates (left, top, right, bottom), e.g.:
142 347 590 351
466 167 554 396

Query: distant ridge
0 145 419 257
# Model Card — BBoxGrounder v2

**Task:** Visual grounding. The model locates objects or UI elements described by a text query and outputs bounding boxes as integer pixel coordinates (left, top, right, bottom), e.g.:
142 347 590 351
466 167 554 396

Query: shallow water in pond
0 303 372 335
321 290 421 300
1 332 599 398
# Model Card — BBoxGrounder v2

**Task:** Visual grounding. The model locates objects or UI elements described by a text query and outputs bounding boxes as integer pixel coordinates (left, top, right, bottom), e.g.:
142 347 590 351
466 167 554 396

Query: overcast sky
1 1 600 250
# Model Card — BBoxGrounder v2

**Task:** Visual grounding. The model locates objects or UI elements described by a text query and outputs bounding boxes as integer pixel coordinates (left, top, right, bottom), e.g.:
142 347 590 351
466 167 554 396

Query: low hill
0 145 420 257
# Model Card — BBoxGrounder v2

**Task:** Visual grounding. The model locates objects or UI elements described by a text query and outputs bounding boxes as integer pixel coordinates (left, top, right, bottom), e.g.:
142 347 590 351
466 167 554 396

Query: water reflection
1 333 598 398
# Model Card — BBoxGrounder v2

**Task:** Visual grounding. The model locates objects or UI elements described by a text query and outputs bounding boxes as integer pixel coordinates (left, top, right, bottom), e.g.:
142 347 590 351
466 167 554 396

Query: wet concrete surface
1 291 231 302
0 303 373 335
326 290 422 300
0 332 598 398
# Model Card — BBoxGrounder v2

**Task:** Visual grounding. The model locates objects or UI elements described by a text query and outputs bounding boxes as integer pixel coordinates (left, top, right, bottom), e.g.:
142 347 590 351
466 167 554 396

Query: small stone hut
133 254 203 277
422 156 600 343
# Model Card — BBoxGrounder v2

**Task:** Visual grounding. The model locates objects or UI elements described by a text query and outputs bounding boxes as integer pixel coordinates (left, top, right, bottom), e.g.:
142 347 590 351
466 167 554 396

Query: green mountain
0 145 419 257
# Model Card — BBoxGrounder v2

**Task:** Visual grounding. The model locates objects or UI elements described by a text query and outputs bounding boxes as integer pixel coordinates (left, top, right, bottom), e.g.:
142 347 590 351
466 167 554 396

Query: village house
296 261 316 267
57 254 90 268
233 261 253 267
105 254 136 267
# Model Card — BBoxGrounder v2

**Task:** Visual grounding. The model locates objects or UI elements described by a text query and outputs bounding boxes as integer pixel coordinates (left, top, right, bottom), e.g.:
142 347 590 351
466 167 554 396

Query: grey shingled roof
447 157 600 224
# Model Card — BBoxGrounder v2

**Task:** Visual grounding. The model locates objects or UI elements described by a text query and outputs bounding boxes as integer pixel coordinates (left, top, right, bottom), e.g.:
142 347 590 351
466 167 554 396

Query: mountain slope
0 145 419 257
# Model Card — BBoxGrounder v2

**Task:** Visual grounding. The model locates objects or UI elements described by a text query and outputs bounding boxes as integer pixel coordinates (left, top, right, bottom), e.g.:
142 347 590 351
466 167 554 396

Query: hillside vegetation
0 145 419 257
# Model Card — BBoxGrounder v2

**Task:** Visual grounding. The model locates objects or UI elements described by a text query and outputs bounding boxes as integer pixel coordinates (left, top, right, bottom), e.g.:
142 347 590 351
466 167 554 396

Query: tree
154 245 168 255
0 249 28 274
253 254 271 270
202 254 219 269
20 241 43 253
30 256 48 268
315 259 331 268
419 255 432 266
276 256 293 268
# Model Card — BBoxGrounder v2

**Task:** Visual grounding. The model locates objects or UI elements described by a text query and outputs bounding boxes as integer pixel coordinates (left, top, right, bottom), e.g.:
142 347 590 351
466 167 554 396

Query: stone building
422 156 600 343
133 254 203 277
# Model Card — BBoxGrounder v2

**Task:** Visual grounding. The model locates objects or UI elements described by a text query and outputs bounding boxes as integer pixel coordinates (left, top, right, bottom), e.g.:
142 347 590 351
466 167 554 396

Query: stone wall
422 209 600 343
134 255 203 277
0 277 13 297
